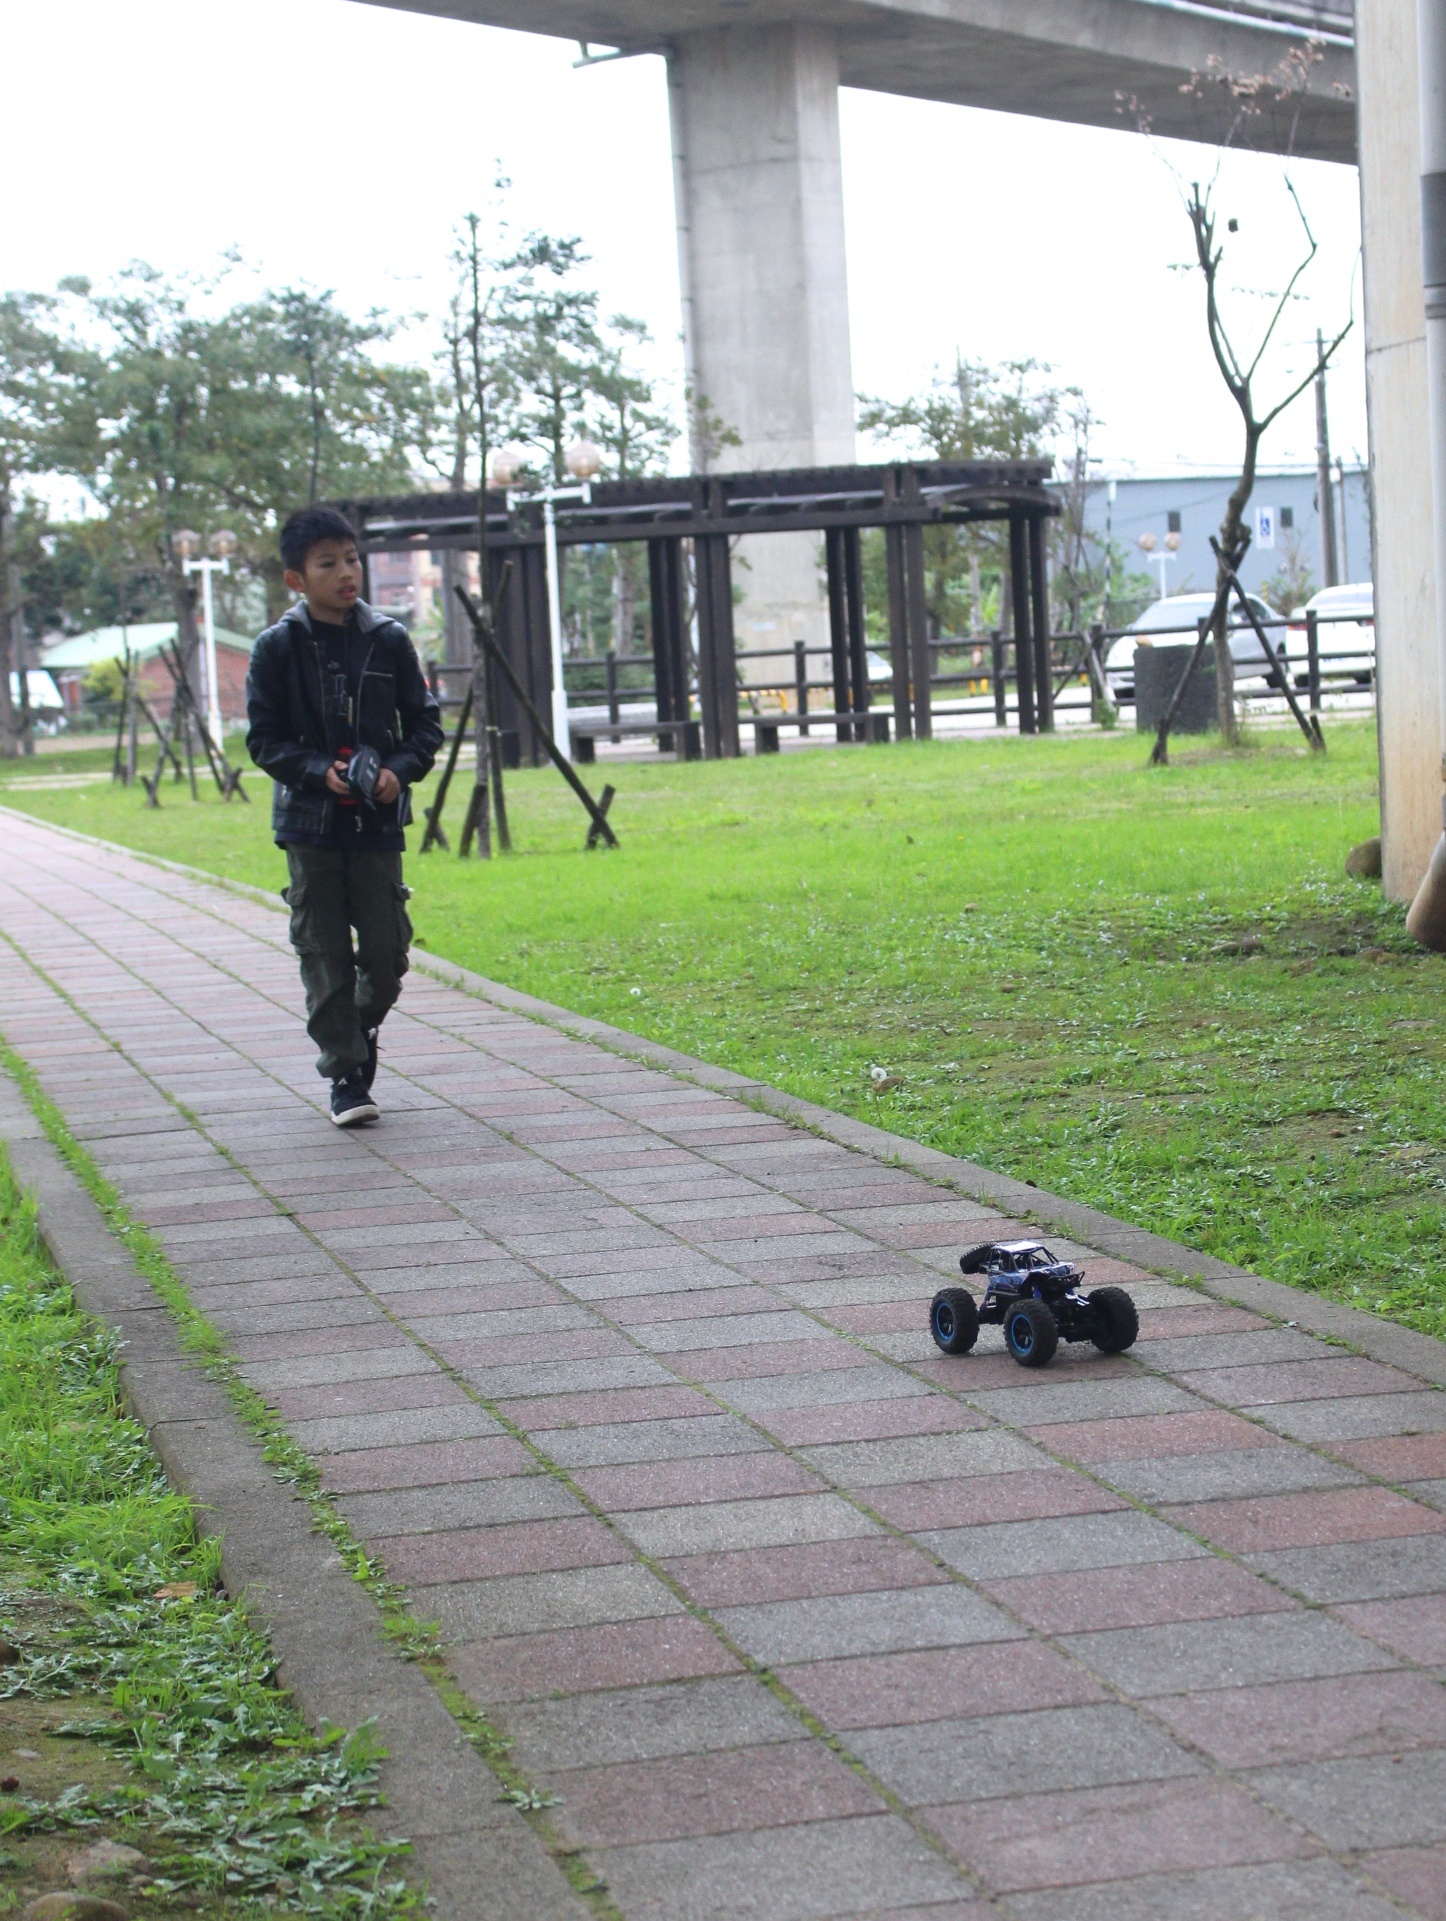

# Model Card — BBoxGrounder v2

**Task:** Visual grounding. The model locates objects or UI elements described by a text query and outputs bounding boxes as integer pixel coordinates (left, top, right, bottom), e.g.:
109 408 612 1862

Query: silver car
1105 591 1277 702
1284 582 1374 689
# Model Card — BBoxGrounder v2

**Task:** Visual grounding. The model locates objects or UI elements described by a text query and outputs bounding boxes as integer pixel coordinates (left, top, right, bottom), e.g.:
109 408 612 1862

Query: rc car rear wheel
930 1287 980 1355
1088 1286 1139 1354
1004 1300 1058 1368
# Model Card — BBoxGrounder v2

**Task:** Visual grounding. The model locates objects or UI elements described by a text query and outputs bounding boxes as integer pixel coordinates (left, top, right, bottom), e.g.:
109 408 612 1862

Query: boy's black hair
280 506 359 573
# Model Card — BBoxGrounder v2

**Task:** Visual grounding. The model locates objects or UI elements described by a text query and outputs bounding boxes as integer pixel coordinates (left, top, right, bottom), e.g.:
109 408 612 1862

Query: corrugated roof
42 622 253 671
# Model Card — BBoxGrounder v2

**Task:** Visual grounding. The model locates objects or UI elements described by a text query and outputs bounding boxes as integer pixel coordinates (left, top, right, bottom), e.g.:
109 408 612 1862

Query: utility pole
1315 329 1340 588
1335 456 1350 581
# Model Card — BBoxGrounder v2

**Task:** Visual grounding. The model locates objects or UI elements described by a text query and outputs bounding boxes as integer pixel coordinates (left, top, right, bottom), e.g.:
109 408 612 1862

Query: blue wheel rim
1010 1313 1032 1353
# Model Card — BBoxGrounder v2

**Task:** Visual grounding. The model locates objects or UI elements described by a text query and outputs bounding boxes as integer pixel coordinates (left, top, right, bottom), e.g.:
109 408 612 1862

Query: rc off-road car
929 1240 1138 1369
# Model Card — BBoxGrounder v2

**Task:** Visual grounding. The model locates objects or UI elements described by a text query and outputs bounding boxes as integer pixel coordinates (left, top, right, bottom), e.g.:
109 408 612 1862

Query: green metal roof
42 622 253 671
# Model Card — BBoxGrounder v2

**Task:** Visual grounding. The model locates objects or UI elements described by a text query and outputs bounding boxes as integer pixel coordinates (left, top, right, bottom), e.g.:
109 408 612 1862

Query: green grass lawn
0 1151 414 1915
5 720 1444 1341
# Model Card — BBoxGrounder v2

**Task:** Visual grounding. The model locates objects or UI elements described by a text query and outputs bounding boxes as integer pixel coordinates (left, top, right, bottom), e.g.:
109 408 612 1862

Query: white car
1285 582 1374 689
1105 591 1278 702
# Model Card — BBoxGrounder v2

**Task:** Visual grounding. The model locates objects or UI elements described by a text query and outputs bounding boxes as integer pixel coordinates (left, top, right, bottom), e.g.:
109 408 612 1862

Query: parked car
1284 581 1375 689
1105 591 1277 702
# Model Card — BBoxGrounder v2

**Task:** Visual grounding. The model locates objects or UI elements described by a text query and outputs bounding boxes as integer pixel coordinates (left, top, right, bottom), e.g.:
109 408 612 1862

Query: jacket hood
277 598 396 637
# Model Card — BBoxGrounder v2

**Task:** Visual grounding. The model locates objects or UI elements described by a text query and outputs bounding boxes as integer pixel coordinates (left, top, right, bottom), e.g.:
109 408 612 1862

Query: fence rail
423 606 1372 754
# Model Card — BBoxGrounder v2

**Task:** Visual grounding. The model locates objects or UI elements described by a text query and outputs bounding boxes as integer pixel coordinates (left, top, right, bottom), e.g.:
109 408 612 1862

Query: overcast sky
7 0 1366 481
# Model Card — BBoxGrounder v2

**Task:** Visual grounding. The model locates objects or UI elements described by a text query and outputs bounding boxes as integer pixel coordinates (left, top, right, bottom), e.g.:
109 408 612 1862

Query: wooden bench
570 718 702 762
568 710 891 760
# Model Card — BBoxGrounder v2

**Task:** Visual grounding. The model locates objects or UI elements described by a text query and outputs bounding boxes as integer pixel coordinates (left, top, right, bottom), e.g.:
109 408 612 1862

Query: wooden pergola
336 460 1059 763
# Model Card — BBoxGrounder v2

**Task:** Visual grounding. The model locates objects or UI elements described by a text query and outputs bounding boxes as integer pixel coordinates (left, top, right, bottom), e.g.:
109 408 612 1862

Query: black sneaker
330 1072 380 1127
362 1027 380 1092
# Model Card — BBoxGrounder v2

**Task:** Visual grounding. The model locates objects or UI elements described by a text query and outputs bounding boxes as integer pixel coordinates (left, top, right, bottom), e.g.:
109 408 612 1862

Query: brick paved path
0 812 1442 1921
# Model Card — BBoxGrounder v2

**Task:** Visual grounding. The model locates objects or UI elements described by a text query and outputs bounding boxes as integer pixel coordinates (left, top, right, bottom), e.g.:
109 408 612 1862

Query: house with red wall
41 623 254 729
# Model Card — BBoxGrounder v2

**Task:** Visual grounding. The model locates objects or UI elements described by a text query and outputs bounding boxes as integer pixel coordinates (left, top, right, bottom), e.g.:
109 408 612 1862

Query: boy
247 507 444 1126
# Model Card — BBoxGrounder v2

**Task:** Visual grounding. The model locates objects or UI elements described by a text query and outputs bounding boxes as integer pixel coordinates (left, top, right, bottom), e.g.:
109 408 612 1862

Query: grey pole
1314 329 1339 589
1408 0 1446 942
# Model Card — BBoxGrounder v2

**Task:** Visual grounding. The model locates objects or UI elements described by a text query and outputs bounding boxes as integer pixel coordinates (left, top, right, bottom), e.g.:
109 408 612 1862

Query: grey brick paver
335 1477 585 1537
1099 1445 1365 1504
1249 1749 1446 1850
715 1585 1023 1663
851 1703 1204 1803
1061 1611 1401 1694
1245 1534 1446 1602
501 1675 808 1774
0 814 1437 1921
594 1817 964 1921
922 1511 1210 1580
1006 1859 1409 1921
614 1492 878 1559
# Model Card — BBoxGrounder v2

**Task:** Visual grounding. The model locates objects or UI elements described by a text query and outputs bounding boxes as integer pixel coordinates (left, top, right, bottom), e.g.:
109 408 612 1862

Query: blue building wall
1078 468 1371 613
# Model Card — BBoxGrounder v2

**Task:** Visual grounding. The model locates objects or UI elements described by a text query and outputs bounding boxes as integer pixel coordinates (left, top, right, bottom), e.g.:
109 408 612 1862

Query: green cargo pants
284 846 412 1081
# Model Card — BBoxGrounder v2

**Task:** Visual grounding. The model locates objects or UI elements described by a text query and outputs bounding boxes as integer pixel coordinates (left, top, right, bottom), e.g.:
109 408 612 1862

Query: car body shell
961 1239 1097 1330
1283 581 1374 689
1104 592 1277 702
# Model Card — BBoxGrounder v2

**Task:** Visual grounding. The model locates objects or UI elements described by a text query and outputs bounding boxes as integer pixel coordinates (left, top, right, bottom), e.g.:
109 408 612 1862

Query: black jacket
246 600 444 845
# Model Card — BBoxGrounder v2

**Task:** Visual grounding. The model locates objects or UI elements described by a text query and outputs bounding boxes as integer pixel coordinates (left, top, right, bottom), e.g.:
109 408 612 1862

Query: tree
210 284 430 615
501 234 603 481
858 356 1066 640
1181 175 1351 740
14 507 170 641
48 265 233 701
1259 527 1316 615
0 293 68 755
584 314 676 482
51 264 432 645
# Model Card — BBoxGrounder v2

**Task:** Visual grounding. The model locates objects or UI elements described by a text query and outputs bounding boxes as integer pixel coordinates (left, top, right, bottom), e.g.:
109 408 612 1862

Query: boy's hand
374 768 401 804
325 760 351 795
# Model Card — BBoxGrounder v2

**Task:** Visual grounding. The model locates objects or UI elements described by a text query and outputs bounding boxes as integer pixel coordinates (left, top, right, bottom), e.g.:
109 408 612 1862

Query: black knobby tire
1088 1286 1139 1354
1003 1299 1058 1368
930 1287 980 1355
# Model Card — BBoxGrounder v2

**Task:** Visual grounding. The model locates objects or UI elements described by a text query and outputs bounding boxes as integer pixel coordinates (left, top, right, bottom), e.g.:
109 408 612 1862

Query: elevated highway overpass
364 1 1357 160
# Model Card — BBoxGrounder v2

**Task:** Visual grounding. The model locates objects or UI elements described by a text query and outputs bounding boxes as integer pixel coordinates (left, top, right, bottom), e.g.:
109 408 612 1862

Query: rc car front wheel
930 1287 980 1355
1004 1300 1058 1368
1088 1286 1139 1354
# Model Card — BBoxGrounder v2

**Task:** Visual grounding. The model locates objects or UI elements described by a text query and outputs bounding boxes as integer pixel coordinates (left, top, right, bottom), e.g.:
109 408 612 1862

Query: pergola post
843 525 870 739
1029 512 1054 733
883 471 912 741
648 537 693 757
695 529 740 758
825 526 852 741
1009 511 1037 735
489 544 547 767
901 470 931 740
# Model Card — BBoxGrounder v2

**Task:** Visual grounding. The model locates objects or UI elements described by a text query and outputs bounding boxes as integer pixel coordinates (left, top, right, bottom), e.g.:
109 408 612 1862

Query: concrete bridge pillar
1358 0 1440 903
668 24 856 679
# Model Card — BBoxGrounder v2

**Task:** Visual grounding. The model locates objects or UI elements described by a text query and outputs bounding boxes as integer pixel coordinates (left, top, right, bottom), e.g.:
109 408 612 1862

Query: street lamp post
1137 529 1182 603
491 441 603 757
175 529 237 746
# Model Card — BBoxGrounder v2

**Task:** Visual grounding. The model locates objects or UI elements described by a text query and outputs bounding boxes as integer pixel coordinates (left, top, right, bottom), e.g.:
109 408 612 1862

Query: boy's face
285 539 362 621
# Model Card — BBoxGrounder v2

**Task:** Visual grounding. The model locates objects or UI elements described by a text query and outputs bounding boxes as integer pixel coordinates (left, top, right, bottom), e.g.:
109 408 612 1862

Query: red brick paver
0 811 1440 1921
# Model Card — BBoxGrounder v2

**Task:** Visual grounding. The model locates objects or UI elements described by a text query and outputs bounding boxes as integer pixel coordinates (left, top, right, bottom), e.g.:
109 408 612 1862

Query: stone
1345 837 1383 879
68 1841 148 1885
23 1899 130 1921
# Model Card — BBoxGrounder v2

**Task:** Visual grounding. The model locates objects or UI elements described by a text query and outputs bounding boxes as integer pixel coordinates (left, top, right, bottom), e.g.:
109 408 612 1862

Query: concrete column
1357 0 1439 901
668 24 856 685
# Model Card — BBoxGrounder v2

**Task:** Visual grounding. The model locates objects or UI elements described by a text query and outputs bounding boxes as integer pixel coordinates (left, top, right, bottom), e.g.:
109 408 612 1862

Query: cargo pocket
393 880 414 968
286 874 324 956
